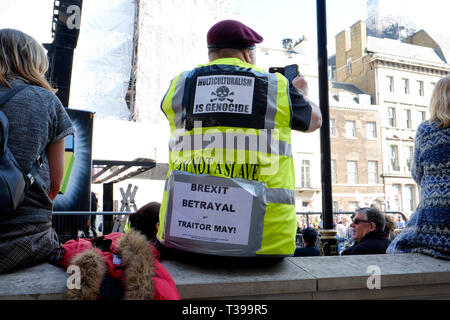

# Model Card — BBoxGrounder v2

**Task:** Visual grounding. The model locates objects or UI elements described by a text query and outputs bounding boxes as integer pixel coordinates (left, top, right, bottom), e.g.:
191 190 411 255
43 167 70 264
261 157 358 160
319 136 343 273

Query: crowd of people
0 17 448 300
295 209 412 255
296 213 407 244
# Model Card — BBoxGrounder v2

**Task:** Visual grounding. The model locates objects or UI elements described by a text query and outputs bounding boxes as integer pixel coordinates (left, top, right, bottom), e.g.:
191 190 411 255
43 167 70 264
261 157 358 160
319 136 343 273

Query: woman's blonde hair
429 74 450 128
0 28 55 92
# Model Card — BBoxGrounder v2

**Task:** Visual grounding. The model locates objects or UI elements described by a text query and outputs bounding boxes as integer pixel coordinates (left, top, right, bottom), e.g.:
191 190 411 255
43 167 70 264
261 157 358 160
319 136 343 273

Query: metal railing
51 210 409 245
52 211 132 244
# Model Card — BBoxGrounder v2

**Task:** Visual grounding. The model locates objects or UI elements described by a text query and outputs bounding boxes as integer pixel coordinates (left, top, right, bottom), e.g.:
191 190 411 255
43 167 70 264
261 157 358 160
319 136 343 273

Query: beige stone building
329 83 384 212
334 20 450 215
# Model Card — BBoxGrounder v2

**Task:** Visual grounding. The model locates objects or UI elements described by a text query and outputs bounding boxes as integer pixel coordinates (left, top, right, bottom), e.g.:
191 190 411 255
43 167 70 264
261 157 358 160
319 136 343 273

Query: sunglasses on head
352 218 371 225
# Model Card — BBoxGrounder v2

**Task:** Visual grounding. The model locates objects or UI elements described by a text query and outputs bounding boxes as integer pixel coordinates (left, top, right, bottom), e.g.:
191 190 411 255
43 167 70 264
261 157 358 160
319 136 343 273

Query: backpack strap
0 85 27 153
27 149 46 185
0 85 28 107
0 85 43 185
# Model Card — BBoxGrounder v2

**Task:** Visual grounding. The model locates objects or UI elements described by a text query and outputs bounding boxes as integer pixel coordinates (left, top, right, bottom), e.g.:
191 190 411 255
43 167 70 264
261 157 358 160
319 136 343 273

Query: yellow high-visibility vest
157 58 296 257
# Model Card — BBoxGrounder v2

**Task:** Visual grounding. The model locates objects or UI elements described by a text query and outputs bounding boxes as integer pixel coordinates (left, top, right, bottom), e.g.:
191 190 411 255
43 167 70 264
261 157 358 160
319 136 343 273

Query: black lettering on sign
177 220 212 231
190 183 229 194
213 225 237 233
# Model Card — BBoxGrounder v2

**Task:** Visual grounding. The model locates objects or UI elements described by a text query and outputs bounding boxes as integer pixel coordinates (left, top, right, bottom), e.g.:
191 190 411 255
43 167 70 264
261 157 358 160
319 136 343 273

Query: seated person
0 29 74 274
125 201 160 243
294 227 320 257
50 202 179 300
156 19 322 267
384 214 396 241
341 207 390 255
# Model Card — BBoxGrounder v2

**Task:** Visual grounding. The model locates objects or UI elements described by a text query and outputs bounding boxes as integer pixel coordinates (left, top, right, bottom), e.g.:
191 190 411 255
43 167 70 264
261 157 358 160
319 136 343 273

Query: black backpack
0 85 43 214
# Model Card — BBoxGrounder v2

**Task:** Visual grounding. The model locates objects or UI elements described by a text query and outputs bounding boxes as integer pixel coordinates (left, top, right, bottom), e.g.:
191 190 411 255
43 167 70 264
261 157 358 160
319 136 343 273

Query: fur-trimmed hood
66 229 155 300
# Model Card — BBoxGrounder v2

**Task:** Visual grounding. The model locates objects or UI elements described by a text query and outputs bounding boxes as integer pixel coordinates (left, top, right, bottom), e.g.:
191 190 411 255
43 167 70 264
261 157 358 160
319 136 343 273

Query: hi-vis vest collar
158 58 297 257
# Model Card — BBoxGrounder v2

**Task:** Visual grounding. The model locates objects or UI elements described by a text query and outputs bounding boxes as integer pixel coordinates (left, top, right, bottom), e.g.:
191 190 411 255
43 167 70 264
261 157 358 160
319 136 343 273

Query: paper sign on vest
169 180 254 245
193 75 254 115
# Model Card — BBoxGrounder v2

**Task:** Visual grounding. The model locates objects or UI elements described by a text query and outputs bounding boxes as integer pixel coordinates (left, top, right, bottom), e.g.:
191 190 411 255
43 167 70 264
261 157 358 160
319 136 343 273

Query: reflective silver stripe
164 177 168 191
172 71 190 129
264 73 278 129
266 188 295 205
169 130 292 158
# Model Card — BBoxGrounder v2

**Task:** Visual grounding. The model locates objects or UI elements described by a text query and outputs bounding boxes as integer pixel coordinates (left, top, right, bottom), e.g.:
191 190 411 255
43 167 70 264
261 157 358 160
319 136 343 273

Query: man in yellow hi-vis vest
156 20 322 266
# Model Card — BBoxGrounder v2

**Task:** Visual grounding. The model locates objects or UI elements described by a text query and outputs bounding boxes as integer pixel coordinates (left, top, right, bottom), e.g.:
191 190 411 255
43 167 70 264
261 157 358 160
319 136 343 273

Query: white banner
193 75 254 115
169 180 254 245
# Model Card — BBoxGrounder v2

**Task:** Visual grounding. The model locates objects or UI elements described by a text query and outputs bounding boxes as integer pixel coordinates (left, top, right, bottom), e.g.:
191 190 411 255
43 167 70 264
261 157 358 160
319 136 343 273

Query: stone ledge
0 253 449 300
0 263 67 300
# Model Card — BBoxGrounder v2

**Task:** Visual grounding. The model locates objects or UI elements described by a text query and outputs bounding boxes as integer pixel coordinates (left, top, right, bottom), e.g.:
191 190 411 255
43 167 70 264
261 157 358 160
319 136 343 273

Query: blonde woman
0 29 74 273
387 75 450 260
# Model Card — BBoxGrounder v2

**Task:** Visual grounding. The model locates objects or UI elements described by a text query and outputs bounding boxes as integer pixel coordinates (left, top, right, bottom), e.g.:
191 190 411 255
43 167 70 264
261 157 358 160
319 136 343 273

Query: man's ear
243 49 251 63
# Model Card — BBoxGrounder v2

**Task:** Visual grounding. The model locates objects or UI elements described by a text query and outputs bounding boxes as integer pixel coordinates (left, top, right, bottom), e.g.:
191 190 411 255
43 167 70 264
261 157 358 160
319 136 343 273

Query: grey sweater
0 80 75 224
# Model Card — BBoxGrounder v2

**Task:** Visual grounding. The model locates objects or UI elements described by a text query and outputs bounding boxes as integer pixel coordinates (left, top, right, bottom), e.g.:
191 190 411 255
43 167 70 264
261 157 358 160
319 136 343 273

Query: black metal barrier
51 210 408 246
52 211 132 244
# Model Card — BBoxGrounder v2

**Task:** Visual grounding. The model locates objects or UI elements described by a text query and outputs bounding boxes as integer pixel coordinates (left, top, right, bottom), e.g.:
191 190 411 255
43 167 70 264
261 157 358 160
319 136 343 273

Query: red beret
207 20 263 49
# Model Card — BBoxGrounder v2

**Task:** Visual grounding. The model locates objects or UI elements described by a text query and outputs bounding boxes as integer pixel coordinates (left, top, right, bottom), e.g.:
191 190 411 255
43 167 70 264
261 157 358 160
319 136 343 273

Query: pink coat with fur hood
58 229 180 300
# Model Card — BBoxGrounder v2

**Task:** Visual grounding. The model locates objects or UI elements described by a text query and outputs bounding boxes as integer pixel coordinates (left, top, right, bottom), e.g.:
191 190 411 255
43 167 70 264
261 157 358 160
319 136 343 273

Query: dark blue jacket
341 229 390 255
294 245 320 257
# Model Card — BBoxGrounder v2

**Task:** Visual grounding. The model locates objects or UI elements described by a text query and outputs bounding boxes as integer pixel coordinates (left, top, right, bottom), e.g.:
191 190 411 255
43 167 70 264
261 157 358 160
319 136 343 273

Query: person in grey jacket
0 29 75 274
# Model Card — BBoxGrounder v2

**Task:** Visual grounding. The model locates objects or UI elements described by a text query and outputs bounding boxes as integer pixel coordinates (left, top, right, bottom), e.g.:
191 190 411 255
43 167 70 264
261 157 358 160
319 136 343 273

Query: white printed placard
193 75 254 115
169 181 254 245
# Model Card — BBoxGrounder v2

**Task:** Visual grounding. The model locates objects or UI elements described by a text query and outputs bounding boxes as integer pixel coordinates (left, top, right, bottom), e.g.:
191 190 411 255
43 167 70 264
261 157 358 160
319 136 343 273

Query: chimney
335 30 350 82
350 20 367 59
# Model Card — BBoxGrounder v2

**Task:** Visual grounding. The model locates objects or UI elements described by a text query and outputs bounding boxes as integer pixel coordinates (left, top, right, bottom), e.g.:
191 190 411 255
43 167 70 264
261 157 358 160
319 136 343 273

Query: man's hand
292 75 309 98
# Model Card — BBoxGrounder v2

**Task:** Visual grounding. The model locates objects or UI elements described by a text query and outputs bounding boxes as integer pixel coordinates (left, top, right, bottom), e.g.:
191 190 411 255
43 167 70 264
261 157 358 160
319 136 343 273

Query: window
388 107 396 127
348 201 359 212
366 122 377 139
390 145 399 171
368 161 378 184
345 120 356 138
333 201 339 213
419 111 426 122
387 76 394 92
331 159 337 184
403 109 411 128
300 160 310 188
347 58 352 75
328 66 334 80
347 161 358 184
404 185 415 212
417 80 424 96
330 119 336 137
391 184 401 211
402 78 409 94
406 146 414 171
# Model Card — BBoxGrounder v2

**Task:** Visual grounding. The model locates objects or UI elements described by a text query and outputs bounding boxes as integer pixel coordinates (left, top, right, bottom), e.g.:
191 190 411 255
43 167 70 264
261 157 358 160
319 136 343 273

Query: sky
236 0 450 55
0 0 448 56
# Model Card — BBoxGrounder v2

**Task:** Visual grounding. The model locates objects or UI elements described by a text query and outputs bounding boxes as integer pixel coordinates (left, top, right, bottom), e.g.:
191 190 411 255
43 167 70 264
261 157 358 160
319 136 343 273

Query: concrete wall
1 254 449 300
